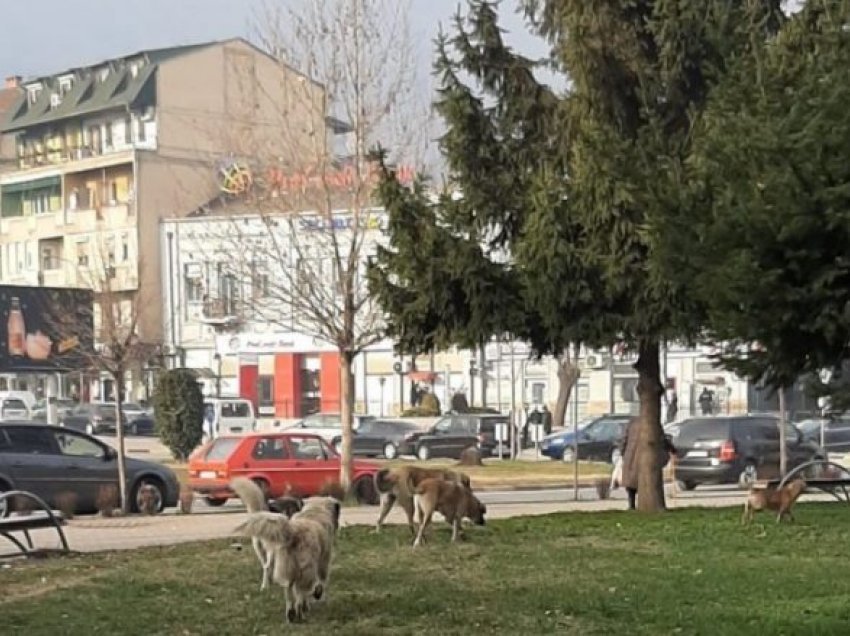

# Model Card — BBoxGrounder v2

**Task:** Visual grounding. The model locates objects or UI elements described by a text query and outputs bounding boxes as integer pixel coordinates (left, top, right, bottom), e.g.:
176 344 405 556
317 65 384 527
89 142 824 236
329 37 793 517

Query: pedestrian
619 417 677 510
698 388 714 415
666 392 678 424
541 405 553 436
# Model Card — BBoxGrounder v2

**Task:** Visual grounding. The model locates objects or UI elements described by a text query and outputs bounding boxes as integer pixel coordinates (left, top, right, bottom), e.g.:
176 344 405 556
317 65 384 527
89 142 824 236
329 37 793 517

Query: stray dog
235 496 341 623
374 466 471 534
741 478 807 524
412 477 486 547
230 478 303 591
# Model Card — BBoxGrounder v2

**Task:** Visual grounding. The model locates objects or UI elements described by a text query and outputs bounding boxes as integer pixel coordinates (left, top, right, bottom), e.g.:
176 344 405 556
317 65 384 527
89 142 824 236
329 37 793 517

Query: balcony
199 297 240 328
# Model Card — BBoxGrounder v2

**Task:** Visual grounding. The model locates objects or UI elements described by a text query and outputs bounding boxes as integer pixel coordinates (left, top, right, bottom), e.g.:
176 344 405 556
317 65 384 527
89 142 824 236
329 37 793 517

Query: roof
0 41 218 133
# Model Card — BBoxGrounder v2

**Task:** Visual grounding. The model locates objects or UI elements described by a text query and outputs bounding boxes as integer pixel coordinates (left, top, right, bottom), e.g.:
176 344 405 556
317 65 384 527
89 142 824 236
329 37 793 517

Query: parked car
0 397 30 421
0 390 37 412
0 423 179 515
402 413 511 460
329 419 421 459
540 414 633 462
203 398 256 437
797 415 850 454
188 432 380 506
672 415 825 490
60 403 121 435
31 398 77 422
126 413 157 436
122 402 147 421
285 412 376 443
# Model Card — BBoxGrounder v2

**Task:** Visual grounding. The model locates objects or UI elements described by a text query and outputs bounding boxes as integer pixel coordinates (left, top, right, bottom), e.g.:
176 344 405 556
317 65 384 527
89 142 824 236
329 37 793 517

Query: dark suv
671 415 825 490
403 414 510 460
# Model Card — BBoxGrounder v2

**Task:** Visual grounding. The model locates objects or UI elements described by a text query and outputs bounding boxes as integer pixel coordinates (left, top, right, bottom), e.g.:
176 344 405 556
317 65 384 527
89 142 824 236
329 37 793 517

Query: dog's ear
332 500 341 529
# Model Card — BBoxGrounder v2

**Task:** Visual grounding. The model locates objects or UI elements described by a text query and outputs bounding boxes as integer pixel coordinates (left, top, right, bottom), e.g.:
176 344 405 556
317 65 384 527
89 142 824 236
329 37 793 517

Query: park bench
762 459 850 504
0 490 70 558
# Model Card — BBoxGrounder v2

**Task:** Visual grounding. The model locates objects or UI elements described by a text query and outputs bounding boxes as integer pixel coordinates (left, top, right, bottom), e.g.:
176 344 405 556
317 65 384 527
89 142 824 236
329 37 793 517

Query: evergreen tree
665 1 850 416
372 0 782 511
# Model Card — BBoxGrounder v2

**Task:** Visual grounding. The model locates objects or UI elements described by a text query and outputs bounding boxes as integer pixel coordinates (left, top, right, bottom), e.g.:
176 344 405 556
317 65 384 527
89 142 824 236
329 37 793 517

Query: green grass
4 504 850 635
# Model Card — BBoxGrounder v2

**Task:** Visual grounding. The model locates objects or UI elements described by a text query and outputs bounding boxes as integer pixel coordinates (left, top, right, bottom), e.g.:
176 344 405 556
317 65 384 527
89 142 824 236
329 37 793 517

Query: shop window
258 376 274 406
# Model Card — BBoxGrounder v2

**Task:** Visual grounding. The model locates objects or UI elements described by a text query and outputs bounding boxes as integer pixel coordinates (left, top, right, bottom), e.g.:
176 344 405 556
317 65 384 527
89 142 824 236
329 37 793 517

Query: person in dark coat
666 392 678 424
541 405 553 436
620 417 677 510
698 388 714 415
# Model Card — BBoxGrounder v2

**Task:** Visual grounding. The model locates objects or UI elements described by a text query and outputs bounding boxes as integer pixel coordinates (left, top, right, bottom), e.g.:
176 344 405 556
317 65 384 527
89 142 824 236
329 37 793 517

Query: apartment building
0 39 325 397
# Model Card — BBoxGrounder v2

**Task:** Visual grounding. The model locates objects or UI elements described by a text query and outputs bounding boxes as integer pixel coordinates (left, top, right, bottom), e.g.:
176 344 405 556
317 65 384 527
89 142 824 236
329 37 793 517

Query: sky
0 0 546 84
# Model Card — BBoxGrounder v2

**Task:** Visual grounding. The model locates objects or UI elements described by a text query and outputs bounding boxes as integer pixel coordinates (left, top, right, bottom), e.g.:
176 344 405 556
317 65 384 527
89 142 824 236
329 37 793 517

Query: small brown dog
741 478 807 524
412 477 486 547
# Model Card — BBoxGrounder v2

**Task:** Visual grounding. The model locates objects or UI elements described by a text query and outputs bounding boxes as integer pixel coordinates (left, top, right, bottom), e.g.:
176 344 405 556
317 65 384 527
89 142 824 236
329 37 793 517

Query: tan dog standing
374 466 471 534
741 478 807 524
412 477 486 547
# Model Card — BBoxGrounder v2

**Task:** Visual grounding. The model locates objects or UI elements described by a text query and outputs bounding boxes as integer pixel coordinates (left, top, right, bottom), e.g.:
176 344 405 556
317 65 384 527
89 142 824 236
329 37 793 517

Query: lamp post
378 376 386 417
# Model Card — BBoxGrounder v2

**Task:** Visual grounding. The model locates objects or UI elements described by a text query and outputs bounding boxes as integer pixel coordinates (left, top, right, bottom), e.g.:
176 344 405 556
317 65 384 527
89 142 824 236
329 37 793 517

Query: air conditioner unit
584 354 606 370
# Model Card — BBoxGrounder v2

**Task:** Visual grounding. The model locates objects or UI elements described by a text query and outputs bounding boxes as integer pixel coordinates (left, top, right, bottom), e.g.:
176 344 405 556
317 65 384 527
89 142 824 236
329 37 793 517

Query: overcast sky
0 0 544 83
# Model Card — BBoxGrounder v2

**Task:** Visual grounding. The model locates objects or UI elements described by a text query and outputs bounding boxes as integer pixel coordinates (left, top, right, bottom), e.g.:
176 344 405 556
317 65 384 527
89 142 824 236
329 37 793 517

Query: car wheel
353 476 379 505
132 477 165 514
738 462 758 489
251 478 270 498
610 447 621 465
383 442 398 460
127 422 137 436
681 480 698 491
562 447 576 463
417 445 431 461
205 497 227 507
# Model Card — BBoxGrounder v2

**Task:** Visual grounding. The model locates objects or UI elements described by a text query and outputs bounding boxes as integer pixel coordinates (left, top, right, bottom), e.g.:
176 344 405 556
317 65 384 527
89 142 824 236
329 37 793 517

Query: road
21 484 840 555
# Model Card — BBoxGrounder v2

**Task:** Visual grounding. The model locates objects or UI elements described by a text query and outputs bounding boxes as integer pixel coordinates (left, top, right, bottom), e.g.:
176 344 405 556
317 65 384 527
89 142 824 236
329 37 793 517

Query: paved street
21 485 840 555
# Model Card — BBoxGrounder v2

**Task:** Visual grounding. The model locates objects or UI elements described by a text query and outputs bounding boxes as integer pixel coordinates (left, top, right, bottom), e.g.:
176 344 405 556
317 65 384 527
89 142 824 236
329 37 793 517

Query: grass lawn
4 504 850 635
168 459 611 490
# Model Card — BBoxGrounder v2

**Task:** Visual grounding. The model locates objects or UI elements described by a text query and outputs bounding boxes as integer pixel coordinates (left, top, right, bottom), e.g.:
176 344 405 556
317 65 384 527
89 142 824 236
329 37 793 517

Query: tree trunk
633 340 666 512
554 350 580 429
113 370 129 513
339 351 355 491
778 386 787 477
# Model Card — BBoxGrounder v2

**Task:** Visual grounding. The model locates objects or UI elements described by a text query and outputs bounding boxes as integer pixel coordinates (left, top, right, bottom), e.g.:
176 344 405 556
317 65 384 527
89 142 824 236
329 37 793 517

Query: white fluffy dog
234 495 340 623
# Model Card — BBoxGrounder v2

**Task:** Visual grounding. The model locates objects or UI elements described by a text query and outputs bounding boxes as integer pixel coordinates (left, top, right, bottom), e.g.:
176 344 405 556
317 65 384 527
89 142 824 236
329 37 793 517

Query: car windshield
2 399 27 411
96 405 117 418
674 418 732 444
205 437 241 461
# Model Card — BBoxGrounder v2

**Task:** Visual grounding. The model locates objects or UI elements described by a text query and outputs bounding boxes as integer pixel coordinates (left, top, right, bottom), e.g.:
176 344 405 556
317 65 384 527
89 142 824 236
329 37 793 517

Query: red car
188 432 380 506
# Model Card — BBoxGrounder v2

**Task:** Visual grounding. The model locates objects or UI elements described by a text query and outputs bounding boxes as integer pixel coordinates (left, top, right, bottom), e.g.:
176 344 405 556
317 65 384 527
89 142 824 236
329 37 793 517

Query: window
251 261 269 299
26 85 42 106
184 263 204 302
258 376 274 406
121 233 129 261
251 437 289 460
137 118 146 142
54 431 104 458
104 124 112 148
6 426 56 454
434 418 453 433
124 116 132 144
204 437 240 461
288 436 329 460
76 241 89 267
221 401 250 417
58 77 73 96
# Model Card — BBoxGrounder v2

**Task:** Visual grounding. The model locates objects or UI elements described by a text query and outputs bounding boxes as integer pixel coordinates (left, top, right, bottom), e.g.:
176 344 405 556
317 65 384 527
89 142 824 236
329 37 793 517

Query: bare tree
196 0 426 489
50 248 158 512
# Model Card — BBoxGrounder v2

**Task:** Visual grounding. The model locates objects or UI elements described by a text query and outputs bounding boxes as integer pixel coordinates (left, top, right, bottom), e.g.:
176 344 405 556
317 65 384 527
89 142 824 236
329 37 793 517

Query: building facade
0 39 326 398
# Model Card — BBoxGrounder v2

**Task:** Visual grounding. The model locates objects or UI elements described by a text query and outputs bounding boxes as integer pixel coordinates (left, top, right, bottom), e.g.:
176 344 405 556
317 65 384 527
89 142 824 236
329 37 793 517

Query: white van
0 390 36 412
203 398 256 438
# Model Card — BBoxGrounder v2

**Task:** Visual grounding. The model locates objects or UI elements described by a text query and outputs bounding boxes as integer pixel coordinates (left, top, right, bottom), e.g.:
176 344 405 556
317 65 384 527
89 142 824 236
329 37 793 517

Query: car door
51 429 119 511
445 416 473 458
752 419 781 476
428 417 454 457
243 435 297 496
285 435 338 495
3 425 67 506
590 419 622 461
355 420 382 456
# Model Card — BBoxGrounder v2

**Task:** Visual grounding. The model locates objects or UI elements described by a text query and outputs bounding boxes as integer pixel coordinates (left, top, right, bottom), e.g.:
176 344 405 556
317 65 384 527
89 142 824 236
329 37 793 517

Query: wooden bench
0 491 70 558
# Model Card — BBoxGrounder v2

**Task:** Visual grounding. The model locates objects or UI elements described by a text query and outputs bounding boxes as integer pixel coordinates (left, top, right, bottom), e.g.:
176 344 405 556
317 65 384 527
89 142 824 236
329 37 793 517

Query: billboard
0 285 94 373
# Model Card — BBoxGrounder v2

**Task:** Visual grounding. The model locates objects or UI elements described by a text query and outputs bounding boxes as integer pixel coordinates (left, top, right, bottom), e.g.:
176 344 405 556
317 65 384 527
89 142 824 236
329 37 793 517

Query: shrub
178 486 195 514
458 447 484 466
595 478 611 500
153 369 204 461
96 484 119 517
55 491 78 519
419 392 441 415
401 406 439 417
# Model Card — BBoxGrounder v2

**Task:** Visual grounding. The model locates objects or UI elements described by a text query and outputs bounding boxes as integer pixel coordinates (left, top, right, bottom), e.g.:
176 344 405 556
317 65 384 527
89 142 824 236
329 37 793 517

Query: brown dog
374 466 471 534
741 478 807 524
412 477 486 547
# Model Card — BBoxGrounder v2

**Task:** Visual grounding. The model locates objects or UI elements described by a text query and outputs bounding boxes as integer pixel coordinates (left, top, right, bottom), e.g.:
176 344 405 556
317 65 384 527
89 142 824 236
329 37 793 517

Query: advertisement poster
0 285 94 372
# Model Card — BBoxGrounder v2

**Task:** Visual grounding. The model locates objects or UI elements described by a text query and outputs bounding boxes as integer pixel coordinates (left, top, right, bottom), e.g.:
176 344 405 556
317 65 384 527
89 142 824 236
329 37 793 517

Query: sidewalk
22 489 837 555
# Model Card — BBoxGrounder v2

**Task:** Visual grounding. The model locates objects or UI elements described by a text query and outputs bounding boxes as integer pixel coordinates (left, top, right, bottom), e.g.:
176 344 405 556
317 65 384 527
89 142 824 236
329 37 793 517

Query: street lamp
378 376 386 417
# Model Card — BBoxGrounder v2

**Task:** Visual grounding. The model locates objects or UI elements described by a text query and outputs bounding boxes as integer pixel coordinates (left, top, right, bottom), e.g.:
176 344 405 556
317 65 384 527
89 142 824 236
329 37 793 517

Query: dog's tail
234 511 294 546
230 477 268 513
457 471 471 490
374 468 397 494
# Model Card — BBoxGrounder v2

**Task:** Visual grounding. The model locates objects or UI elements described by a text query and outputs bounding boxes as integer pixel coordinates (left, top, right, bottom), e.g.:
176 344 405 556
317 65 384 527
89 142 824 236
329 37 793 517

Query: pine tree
372 0 782 511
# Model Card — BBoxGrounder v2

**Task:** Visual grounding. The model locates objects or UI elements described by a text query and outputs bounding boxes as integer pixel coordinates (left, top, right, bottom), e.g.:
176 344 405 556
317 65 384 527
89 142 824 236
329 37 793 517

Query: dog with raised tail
235 496 340 623
741 478 807 524
230 478 303 591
